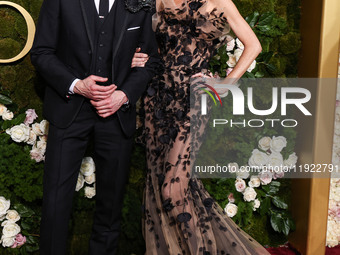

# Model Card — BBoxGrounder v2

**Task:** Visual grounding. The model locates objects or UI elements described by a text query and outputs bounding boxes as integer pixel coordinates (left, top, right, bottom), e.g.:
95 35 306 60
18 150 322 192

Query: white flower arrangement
0 197 26 248
225 37 257 74
76 157 96 199
225 135 297 218
5 109 48 163
5 109 97 200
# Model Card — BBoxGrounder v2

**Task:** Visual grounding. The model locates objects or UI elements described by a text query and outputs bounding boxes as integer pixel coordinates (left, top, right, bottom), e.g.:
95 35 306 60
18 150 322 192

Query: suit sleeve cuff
69 78 80 94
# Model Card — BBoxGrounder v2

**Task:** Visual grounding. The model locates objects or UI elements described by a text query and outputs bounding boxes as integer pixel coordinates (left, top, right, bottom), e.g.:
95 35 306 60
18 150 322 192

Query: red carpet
266 243 300 255
266 243 340 255
326 245 340 255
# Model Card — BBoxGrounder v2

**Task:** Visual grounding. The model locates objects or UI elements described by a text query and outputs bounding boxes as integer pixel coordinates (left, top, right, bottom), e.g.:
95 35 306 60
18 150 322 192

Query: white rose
0 236 15 247
234 48 243 62
226 39 235 51
247 60 256 73
2 222 21 237
6 124 30 143
85 173 96 185
36 139 47 153
248 175 261 188
270 136 287 152
80 157 95 177
248 149 269 167
30 147 45 163
2 110 14 121
1 220 10 227
235 178 246 192
236 167 250 179
236 38 244 50
258 171 273 185
284 152 298 168
75 174 85 192
227 53 237 67
0 104 6 116
258 136 271 151
39 135 48 143
273 170 285 179
243 187 257 202
27 129 37 145
84 186 96 199
267 152 284 170
253 199 261 211
6 210 20 223
31 123 43 136
0 197 10 218
40 120 49 135
224 203 238 217
228 162 239 173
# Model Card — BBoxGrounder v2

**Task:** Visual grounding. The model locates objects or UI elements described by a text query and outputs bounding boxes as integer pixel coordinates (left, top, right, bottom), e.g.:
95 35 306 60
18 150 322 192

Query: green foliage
210 0 301 78
279 32 301 54
0 38 22 59
0 134 43 202
205 2 301 242
0 93 12 105
196 79 298 244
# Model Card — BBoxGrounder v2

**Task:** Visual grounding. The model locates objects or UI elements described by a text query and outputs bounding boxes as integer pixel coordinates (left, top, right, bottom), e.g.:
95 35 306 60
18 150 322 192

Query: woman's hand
131 47 149 68
191 72 231 97
191 71 213 79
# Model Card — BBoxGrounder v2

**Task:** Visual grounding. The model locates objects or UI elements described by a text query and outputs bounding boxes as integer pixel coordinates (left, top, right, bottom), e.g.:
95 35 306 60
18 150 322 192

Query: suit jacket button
88 50 92 55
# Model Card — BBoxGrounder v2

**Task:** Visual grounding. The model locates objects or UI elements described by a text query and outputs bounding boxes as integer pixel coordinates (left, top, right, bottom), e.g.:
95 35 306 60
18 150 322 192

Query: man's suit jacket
31 0 160 137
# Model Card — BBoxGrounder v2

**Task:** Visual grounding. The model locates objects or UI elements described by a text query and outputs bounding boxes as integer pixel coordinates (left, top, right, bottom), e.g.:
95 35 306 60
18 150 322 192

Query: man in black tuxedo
31 0 159 254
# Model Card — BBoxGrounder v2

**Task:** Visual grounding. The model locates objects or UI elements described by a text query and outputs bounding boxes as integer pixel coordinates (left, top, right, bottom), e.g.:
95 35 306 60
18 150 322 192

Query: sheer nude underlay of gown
142 0 270 254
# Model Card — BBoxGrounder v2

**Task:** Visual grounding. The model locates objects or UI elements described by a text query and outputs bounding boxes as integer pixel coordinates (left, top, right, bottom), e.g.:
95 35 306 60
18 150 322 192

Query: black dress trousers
40 100 133 255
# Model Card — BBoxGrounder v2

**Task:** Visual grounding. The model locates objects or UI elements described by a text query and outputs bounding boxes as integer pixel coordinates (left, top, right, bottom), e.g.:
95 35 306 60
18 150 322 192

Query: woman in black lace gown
136 0 268 254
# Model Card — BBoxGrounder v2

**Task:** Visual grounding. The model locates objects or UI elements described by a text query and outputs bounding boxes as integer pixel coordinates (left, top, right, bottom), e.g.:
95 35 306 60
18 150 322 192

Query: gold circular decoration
0 1 36 63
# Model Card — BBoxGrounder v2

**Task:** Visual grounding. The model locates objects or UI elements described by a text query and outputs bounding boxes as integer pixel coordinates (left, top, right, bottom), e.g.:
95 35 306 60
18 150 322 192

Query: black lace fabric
142 0 270 254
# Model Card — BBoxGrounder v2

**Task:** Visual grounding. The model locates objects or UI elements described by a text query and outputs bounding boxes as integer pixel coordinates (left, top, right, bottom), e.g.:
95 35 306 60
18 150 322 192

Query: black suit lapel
79 0 96 52
111 0 130 79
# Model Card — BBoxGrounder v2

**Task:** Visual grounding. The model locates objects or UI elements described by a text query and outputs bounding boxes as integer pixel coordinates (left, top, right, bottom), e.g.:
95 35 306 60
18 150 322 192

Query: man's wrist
117 91 130 111
119 89 130 105
69 79 80 94
73 80 85 95
118 91 128 105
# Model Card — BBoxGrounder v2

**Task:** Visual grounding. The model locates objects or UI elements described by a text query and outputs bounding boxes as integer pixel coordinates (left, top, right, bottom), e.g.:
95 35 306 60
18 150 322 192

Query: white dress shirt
69 0 116 93
94 0 115 14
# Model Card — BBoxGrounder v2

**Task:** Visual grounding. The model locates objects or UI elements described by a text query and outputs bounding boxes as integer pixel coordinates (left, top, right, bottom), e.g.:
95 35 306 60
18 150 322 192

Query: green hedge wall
0 0 301 254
